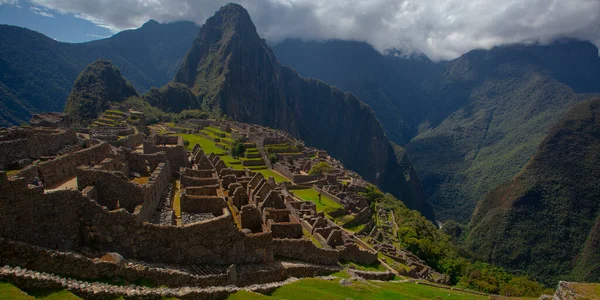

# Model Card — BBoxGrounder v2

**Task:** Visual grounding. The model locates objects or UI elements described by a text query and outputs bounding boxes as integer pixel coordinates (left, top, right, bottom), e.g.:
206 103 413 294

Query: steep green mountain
274 39 600 222
467 99 600 284
273 39 441 145
0 20 198 126
144 83 200 113
64 60 138 124
173 3 434 219
406 41 600 222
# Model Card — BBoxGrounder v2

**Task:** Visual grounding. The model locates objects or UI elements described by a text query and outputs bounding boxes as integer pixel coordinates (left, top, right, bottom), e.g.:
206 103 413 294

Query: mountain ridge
467 98 600 284
0 20 199 126
173 3 435 219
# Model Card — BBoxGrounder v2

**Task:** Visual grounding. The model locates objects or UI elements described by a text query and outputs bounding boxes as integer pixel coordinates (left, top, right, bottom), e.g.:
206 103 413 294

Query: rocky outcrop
64 59 138 124
174 4 434 220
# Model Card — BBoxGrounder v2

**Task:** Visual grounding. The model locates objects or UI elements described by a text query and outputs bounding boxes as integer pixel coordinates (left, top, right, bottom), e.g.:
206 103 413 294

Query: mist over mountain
275 38 600 222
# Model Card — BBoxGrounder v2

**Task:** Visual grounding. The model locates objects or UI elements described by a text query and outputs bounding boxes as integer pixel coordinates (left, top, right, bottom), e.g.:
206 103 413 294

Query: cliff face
467 99 600 284
174 3 433 219
65 60 138 124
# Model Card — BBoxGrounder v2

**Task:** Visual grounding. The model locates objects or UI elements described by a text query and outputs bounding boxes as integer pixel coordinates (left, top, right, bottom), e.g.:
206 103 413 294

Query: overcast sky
1 0 599 60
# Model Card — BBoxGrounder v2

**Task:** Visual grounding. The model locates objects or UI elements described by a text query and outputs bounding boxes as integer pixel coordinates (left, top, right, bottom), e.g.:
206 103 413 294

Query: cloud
30 5 54 17
28 0 600 60
0 0 20 6
86 33 109 38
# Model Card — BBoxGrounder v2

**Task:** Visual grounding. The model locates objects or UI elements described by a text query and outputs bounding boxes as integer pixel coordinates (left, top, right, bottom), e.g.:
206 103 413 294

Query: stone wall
109 133 144 149
126 152 167 175
314 185 343 205
76 161 171 222
242 159 265 167
348 269 395 281
342 207 371 229
134 162 172 222
268 222 303 239
338 243 378 265
0 139 27 169
0 128 78 168
181 175 219 187
180 195 227 216
272 238 338 265
12 164 40 183
0 174 272 265
0 238 226 288
37 142 112 187
143 137 187 173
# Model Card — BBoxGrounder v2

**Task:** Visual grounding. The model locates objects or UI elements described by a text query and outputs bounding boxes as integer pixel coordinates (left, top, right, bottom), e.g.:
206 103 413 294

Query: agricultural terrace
91 110 127 128
172 127 289 183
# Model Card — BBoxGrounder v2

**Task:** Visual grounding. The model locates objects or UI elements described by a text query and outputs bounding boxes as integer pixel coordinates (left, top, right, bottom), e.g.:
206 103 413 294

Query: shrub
183 140 190 147
308 162 334 176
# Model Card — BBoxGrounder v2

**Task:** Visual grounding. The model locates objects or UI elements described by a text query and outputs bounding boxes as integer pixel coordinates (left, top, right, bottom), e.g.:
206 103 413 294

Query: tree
231 139 246 158
268 153 278 164
308 162 334 176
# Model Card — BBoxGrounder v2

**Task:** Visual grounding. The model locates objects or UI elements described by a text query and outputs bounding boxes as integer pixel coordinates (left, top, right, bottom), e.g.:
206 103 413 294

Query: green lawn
255 169 289 183
227 278 488 300
175 133 226 154
292 188 343 215
0 282 81 300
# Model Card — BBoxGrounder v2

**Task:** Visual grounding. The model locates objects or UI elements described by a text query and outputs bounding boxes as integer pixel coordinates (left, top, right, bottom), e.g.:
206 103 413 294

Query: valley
0 1 599 299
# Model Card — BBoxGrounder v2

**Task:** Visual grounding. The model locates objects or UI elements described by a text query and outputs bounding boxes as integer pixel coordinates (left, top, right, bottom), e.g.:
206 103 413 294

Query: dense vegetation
467 99 600 285
308 162 333 176
64 60 138 125
144 83 201 113
0 20 198 126
364 185 551 296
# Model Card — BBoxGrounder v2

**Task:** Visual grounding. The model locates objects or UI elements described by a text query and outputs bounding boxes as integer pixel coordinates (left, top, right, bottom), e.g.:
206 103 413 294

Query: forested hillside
0 20 198 126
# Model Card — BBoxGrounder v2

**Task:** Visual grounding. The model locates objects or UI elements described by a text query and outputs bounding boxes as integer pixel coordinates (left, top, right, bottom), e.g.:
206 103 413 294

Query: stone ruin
29 112 71 128
0 126 79 171
0 119 450 297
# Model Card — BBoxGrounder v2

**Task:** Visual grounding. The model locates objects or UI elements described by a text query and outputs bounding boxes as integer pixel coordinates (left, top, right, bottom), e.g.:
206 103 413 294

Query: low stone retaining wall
348 269 395 281
109 133 144 148
0 238 340 291
0 265 299 300
242 159 265 167
314 185 343 205
273 238 339 265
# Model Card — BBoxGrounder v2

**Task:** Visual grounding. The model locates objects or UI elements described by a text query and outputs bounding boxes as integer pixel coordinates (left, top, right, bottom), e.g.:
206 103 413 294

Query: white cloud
30 5 54 17
0 0 20 6
86 32 109 38
26 0 600 60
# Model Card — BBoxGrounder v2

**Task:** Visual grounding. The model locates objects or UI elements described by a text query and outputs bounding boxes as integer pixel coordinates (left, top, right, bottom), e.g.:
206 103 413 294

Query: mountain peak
204 3 259 41
64 59 138 125
141 19 160 28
